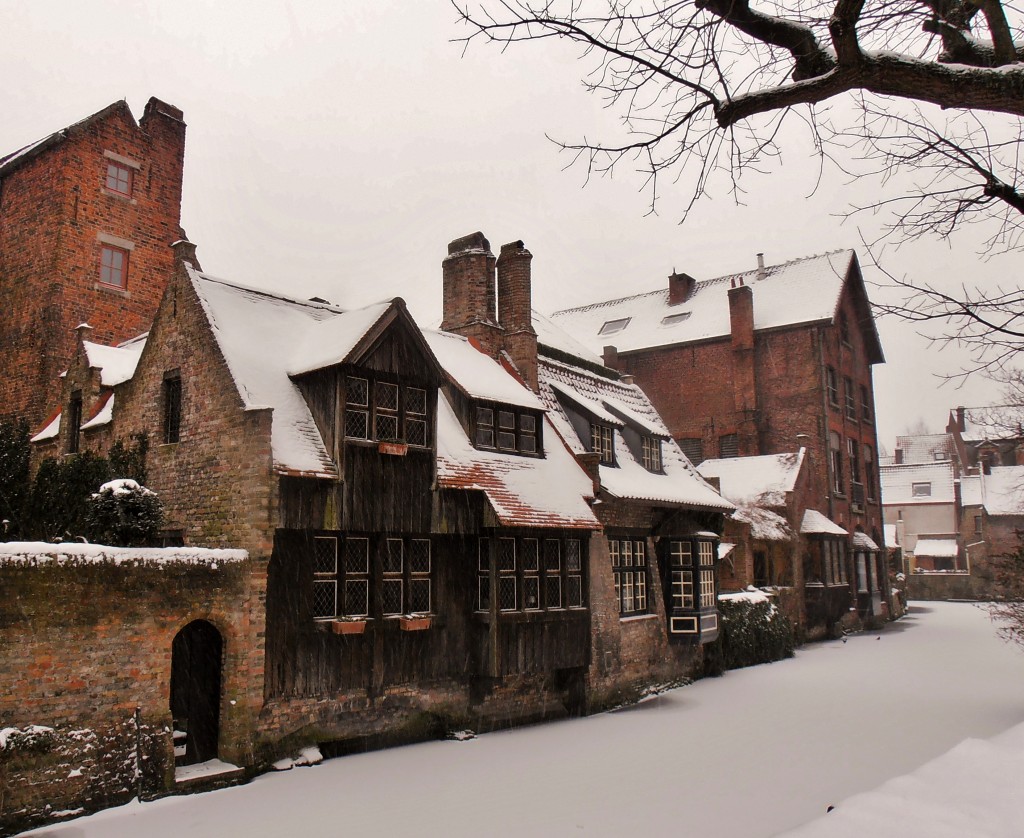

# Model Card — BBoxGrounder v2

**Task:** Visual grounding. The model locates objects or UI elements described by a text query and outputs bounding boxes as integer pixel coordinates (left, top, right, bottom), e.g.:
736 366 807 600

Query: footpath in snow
20 602 1024 838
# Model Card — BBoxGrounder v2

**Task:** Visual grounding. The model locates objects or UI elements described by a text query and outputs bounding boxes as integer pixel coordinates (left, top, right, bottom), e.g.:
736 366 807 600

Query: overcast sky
2 0 1017 447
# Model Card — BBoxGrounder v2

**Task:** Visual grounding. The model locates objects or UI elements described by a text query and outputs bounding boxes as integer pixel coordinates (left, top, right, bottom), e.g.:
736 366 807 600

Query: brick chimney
496 240 538 391
956 406 966 432
441 232 503 357
139 97 186 240
668 271 696 305
729 277 757 455
603 345 619 371
171 238 201 270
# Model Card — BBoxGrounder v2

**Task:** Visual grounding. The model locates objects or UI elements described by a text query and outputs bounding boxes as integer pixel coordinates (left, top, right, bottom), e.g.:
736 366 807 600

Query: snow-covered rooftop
732 504 793 542
421 329 543 410
82 335 147 387
801 509 848 536
531 309 604 366
435 393 599 529
880 461 956 506
961 466 1024 516
953 407 1024 444
189 267 388 478
549 251 872 357
891 432 955 465
537 354 731 511
697 449 804 508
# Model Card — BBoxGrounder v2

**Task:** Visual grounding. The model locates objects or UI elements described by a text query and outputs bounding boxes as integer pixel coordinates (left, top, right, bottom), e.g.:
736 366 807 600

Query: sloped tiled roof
537 353 732 511
435 394 599 529
880 461 956 505
892 433 955 465
549 251 880 358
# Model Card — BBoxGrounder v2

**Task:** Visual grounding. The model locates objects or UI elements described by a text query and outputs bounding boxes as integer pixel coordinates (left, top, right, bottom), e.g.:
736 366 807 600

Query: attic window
661 312 691 327
344 376 431 447
598 317 631 336
912 482 932 497
591 423 615 464
642 436 662 472
474 403 541 455
933 452 948 461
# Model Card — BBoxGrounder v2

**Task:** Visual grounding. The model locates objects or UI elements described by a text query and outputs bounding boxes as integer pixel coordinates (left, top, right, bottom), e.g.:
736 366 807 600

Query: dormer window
591 423 615 464
344 375 431 447
598 317 630 336
641 436 662 471
474 403 542 455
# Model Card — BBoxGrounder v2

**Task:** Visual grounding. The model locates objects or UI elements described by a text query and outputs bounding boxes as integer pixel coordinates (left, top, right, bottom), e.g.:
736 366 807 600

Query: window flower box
332 618 368 635
378 441 408 456
399 615 431 632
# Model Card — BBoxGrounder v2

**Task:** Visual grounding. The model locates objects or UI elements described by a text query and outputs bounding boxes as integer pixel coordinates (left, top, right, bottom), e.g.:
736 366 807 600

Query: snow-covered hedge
704 588 795 675
86 478 163 547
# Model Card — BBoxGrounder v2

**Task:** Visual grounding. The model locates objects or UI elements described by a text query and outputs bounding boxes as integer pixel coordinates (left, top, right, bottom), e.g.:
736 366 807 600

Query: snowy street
23 602 1024 838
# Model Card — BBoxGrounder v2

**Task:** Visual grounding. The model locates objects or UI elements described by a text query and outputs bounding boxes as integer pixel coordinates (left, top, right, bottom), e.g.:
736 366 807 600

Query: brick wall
0 99 185 426
0 550 260 835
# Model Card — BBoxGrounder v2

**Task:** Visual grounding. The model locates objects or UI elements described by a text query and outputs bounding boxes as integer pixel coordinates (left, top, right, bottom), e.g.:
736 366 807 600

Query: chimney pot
603 345 619 370
171 238 200 269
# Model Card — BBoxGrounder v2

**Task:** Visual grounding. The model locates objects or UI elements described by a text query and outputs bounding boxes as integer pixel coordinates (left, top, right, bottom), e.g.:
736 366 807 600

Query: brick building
14 232 732 828
0 97 186 426
551 251 889 621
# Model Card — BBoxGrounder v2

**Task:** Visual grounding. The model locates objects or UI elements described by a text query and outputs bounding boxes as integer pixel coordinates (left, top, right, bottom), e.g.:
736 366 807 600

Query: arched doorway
170 620 223 765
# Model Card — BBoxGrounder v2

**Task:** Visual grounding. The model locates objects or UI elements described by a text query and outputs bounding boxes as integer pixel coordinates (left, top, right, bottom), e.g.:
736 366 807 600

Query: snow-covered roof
82 335 147 387
880 461 956 505
913 537 958 558
537 354 732 511
549 251 877 358
421 330 543 410
953 408 1024 444
892 433 955 465
435 393 599 529
532 309 604 366
852 531 879 550
961 466 1024 516
31 411 60 443
189 267 395 478
81 392 115 430
801 509 848 536
697 450 804 508
718 542 736 559
732 505 794 542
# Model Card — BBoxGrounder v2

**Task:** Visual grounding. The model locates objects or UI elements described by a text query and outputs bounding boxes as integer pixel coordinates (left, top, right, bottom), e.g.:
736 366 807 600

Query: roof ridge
539 354 637 395
193 271 348 314
551 287 665 316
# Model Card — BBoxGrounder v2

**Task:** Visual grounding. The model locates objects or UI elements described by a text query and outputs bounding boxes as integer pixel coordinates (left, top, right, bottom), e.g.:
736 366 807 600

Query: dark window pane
409 579 430 613
312 580 336 619
498 410 515 429
410 540 430 574
344 538 369 574
347 377 368 406
313 537 337 575
344 579 368 616
407 387 427 415
478 575 490 611
407 418 427 447
376 382 399 412
499 576 517 610
521 539 539 572
382 579 403 615
523 576 540 610
544 540 560 572
567 575 583 608
565 540 582 572
497 431 516 450
546 576 562 609
345 409 368 439
498 538 516 572
375 414 399 440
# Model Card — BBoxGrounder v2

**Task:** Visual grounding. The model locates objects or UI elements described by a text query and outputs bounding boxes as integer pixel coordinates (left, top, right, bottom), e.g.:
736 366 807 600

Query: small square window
105 162 133 196
100 245 128 288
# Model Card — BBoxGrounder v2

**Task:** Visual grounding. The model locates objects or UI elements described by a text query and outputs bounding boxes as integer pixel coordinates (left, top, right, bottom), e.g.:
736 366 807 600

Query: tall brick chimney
441 232 503 357
729 277 757 455
956 406 966 432
496 240 538 391
668 271 696 305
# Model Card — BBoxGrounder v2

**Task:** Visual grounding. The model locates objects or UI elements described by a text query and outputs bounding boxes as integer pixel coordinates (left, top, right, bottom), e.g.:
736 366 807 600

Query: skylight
598 317 631 336
661 312 691 326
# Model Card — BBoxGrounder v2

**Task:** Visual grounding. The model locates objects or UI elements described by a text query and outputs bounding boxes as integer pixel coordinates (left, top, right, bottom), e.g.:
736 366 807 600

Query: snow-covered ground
21 602 1024 837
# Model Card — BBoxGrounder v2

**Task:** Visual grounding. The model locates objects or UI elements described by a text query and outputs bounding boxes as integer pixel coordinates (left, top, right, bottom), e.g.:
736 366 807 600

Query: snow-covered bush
704 590 795 676
86 479 164 547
